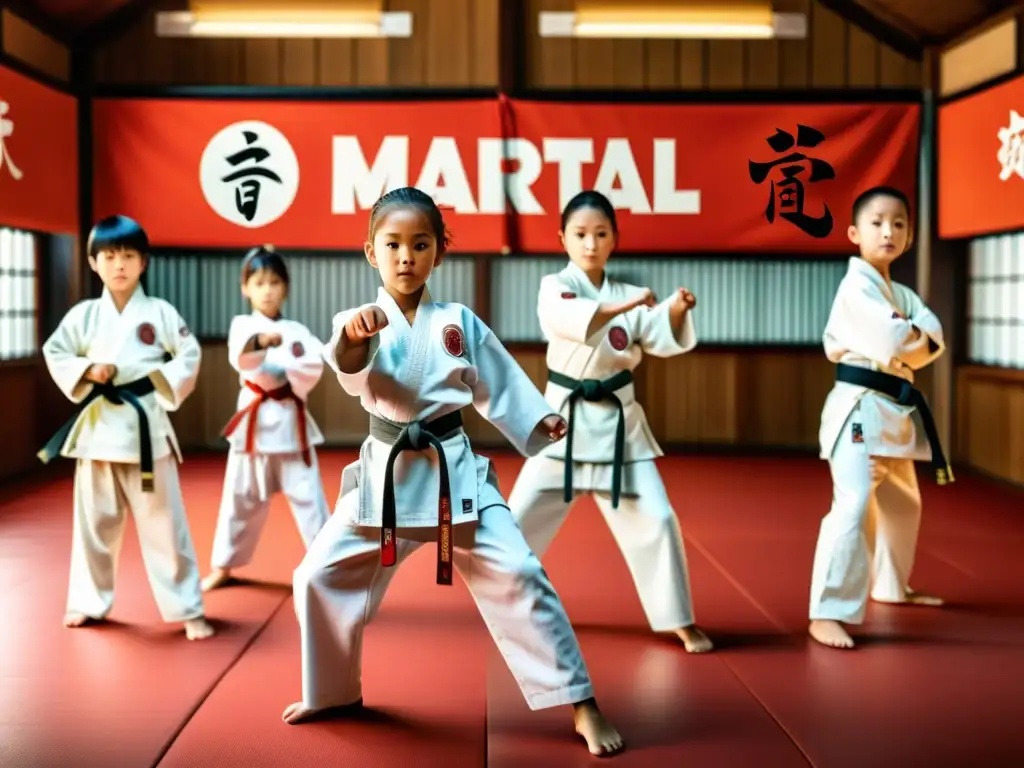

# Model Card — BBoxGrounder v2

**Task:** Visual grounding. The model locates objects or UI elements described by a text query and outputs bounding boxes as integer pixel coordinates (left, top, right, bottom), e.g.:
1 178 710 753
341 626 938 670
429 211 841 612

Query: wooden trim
936 66 1020 106
92 85 500 101
74 0 154 47
0 1 74 45
940 5 1021 53
474 254 493 328
0 49 75 94
957 364 1024 384
73 47 94 303
498 0 525 93
0 354 42 370
814 0 923 60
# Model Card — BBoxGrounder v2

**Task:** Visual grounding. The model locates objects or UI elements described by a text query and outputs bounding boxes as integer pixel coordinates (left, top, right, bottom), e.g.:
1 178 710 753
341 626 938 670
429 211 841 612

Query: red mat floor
2 451 1023 768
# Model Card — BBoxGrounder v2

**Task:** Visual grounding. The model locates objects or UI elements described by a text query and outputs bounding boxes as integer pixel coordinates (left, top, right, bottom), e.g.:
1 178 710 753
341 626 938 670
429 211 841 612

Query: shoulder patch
179 324 191 338
291 340 305 357
561 291 576 299
607 326 629 351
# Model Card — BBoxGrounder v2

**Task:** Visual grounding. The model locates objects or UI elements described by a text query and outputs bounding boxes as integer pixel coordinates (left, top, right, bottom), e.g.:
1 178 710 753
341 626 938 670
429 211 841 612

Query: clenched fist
673 288 697 310
543 414 567 442
85 363 117 385
258 332 283 348
345 305 390 343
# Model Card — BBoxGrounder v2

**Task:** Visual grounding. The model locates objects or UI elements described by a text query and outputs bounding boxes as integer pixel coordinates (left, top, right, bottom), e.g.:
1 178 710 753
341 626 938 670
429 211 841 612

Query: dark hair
560 190 618 233
851 186 911 224
87 215 149 258
368 186 451 250
241 245 290 285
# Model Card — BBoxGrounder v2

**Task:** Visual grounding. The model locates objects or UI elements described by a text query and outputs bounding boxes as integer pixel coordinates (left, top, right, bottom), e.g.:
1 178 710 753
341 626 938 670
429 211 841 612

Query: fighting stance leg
205 453 273 590
119 457 212 639
65 459 129 627
809 426 887 649
592 461 712 653
283 492 417 724
460 478 623 756
869 460 940 607
507 455 575 556
279 451 332 548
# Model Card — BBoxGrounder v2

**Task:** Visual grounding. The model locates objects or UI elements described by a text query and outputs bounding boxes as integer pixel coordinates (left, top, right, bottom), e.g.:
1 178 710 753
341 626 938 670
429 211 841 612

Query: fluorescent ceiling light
155 10 412 38
539 10 807 40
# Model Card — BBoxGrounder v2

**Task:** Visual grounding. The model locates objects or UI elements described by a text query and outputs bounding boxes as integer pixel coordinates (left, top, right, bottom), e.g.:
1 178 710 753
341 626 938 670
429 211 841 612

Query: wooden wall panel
171 344 834 453
93 0 498 87
955 367 1024 487
0 362 40 482
526 0 922 89
0 9 70 82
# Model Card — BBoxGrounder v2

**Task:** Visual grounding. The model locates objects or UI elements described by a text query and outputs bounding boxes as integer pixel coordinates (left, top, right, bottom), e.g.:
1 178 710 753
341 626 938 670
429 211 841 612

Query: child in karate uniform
809 186 952 650
507 190 712 653
282 186 625 757
39 215 214 640
203 246 331 591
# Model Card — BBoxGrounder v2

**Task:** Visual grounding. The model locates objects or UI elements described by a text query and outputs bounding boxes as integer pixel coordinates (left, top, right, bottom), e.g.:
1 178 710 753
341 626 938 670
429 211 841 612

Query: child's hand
346 305 389 342
542 414 567 442
258 332 283 348
630 288 657 310
85 364 116 384
672 288 696 310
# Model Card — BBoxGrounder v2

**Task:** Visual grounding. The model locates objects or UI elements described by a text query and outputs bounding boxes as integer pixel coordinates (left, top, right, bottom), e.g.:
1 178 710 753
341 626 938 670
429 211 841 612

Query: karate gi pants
508 456 696 631
211 450 331 569
292 479 595 711
809 429 923 624
67 456 206 623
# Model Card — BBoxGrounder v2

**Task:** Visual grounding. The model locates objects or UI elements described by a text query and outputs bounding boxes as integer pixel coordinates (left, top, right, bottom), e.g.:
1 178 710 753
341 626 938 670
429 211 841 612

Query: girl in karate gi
507 190 713 654
39 215 214 640
282 186 625 757
810 186 950 650
202 246 332 592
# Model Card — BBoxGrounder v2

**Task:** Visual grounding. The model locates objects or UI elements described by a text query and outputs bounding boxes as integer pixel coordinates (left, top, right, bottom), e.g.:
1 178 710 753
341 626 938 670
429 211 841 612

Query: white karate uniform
41 284 206 623
292 286 594 711
508 261 700 631
810 257 946 623
211 312 332 570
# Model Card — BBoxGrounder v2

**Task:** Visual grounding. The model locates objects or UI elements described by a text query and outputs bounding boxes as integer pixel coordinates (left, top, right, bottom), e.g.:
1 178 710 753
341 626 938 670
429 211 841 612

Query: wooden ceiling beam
1 0 76 45
68 0 154 48
817 0 923 59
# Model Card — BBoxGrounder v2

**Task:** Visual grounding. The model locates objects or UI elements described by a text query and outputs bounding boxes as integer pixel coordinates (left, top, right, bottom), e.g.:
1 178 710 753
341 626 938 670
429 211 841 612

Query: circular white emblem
199 120 299 228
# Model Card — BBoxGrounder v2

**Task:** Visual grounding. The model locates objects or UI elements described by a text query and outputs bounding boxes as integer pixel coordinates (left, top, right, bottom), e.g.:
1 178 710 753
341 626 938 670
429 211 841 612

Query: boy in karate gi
39 215 213 640
810 186 952 650
282 187 625 757
508 190 712 653
203 246 331 591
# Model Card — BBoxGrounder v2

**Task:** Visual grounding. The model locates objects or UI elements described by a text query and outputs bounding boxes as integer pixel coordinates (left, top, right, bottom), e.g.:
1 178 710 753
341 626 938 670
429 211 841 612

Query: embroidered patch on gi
462 499 473 513
608 326 629 351
442 324 466 358
851 422 864 443
291 341 305 357
891 310 906 320
137 322 156 345
179 325 191 337
561 291 577 299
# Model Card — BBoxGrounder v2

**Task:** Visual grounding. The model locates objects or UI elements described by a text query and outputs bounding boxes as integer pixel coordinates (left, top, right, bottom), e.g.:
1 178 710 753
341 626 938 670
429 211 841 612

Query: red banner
92 98 919 253
938 74 1024 239
0 65 78 234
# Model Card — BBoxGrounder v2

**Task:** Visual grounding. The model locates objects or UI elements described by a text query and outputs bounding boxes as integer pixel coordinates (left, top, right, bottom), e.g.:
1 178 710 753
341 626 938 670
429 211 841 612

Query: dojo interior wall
0 8 78 483
85 0 926 456
935 12 1024 487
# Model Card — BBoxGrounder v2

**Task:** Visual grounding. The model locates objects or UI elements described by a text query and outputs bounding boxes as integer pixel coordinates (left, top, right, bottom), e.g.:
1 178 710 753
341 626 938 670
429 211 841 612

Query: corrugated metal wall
148 251 846 345
967 234 1024 369
147 251 477 341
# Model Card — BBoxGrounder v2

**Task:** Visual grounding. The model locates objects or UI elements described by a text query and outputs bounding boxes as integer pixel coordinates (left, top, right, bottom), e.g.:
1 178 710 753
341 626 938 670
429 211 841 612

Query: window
967 234 1024 369
0 227 38 361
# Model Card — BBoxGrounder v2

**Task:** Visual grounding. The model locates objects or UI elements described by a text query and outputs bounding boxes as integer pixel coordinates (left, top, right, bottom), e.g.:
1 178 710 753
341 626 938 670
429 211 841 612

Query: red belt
222 380 312 466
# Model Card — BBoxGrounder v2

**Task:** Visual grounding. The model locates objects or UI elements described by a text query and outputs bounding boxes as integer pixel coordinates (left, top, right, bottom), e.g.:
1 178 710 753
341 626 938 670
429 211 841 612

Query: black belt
370 409 465 586
547 369 634 508
836 363 954 485
37 376 158 492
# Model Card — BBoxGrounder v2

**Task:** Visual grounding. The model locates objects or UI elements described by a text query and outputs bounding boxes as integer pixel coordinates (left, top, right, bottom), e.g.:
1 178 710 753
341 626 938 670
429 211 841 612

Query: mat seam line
680 530 818 767
148 592 295 768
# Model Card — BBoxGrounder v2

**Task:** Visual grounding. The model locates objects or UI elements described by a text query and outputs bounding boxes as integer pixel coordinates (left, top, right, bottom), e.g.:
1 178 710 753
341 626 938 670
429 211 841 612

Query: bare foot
573 699 624 757
874 588 944 607
674 624 714 653
201 568 233 592
185 617 215 640
63 612 100 628
809 619 855 649
282 699 363 725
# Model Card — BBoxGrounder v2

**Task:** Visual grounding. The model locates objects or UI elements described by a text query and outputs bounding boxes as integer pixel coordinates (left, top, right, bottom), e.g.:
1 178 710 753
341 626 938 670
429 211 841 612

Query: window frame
0 225 43 365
